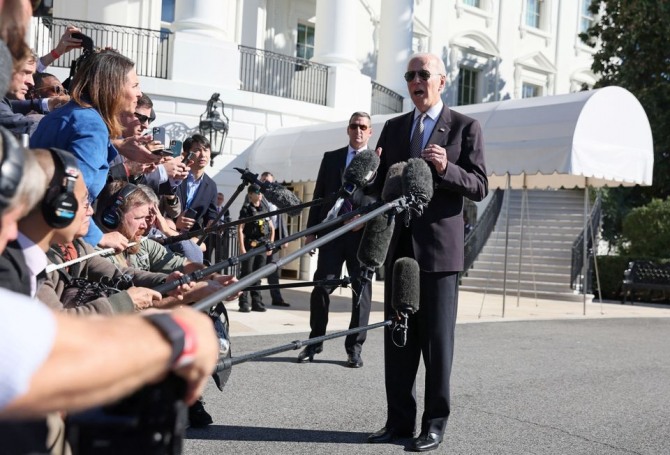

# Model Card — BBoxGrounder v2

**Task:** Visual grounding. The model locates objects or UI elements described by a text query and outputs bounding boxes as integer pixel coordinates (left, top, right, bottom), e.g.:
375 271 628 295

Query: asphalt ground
182 284 670 455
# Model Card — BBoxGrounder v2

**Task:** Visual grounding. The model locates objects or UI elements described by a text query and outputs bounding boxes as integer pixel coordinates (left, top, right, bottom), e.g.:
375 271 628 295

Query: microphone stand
215 318 396 373
152 201 382 296
191 195 412 311
163 195 335 246
195 179 247 245
243 277 350 292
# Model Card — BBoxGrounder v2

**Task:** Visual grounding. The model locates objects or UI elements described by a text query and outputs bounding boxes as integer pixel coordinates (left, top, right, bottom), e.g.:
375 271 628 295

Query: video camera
62 32 95 91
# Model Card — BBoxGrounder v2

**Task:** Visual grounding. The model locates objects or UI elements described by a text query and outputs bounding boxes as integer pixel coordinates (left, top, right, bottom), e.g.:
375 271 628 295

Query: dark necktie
410 113 427 158
340 150 357 215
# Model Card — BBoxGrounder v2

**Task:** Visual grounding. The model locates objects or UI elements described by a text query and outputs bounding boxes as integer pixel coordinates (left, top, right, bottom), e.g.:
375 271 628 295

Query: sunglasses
134 112 153 124
30 85 68 97
404 70 437 82
348 124 369 131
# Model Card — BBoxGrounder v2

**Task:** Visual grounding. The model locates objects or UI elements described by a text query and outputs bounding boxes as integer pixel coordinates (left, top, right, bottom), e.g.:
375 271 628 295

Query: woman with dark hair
30 49 158 249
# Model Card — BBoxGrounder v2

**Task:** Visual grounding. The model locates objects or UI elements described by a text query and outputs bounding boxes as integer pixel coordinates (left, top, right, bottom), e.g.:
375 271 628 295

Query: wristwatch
145 313 197 368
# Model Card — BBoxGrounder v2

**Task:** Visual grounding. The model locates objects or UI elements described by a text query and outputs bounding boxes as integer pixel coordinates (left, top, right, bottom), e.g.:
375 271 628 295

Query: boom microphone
401 158 434 220
391 257 421 347
357 212 395 269
381 162 406 202
324 150 380 221
235 167 303 215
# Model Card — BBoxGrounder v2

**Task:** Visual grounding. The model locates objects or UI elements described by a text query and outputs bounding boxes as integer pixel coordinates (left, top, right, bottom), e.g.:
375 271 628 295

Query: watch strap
145 313 186 367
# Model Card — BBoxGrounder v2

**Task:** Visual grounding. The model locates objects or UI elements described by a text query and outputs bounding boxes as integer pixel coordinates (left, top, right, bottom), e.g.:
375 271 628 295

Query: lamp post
199 92 229 166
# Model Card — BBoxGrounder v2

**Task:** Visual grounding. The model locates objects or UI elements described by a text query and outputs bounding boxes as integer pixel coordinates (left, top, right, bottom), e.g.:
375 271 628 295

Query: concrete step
479 245 573 260
464 269 571 284
467 261 570 275
460 277 575 294
459 285 586 302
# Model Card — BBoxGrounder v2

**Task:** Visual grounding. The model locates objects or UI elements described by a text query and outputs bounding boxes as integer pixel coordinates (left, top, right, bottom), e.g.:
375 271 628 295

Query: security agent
237 183 274 312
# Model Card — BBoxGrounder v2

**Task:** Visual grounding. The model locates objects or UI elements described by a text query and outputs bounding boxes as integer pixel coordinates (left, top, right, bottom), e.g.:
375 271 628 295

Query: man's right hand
127 287 162 310
168 308 219 405
99 232 130 252
162 158 190 180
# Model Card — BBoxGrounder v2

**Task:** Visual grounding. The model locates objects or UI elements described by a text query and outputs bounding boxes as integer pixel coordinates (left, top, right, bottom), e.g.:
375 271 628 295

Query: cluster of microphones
64 150 435 453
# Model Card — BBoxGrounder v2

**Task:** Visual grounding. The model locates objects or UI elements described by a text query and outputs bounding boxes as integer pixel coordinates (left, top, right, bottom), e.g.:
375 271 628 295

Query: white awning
246 86 653 189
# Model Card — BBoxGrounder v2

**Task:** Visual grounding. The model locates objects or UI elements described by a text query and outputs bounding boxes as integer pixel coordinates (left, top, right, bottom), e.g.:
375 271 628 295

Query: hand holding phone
152 126 167 148
151 149 173 157
183 208 197 219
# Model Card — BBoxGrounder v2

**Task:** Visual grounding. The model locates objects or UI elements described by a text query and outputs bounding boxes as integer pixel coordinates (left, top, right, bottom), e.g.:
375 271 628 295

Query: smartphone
151 149 173 157
71 32 94 53
170 139 183 157
183 151 196 163
152 126 167 148
183 208 197 219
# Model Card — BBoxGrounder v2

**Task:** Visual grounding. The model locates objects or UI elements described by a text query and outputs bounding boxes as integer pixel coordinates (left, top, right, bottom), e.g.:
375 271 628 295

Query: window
458 68 478 105
525 0 542 29
522 83 541 98
579 0 594 34
463 0 480 7
296 23 315 60
161 0 175 23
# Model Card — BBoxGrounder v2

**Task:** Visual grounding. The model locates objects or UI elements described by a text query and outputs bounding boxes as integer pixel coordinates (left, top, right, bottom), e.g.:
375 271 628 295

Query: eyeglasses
348 124 369 131
404 70 438 82
134 112 153 125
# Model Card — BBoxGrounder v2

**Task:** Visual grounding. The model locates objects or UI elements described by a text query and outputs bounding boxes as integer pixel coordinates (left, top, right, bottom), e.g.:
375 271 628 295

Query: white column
170 0 240 89
240 0 266 49
312 0 371 112
376 0 414 98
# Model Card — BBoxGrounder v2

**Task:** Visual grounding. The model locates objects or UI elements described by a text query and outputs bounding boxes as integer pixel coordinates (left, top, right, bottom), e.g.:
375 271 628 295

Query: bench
621 260 670 304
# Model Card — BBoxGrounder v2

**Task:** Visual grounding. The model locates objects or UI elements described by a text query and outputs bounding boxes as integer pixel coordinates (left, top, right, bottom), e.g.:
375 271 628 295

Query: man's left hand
421 144 448 175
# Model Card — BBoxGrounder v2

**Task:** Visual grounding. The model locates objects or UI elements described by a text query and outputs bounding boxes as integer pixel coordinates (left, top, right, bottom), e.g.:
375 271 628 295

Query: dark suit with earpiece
374 105 488 437
305 147 372 357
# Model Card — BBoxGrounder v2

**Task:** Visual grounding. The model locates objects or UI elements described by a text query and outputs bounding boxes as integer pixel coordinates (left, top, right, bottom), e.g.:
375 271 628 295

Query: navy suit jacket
161 173 218 232
306 147 348 234
375 105 488 272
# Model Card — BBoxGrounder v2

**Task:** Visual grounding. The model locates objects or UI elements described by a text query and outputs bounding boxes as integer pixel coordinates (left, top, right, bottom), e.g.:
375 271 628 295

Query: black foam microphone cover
392 257 420 314
381 162 406 202
357 211 395 269
402 158 434 204
343 150 380 194
262 181 303 216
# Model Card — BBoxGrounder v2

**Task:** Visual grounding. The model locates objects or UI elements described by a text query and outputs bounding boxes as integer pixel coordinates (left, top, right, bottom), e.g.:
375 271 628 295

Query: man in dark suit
367 53 488 452
298 111 374 368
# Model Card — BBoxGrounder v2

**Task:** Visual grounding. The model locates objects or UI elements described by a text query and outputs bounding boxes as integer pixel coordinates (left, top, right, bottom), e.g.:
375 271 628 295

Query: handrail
31 16 171 78
570 194 602 292
371 81 403 115
238 45 328 105
463 188 504 274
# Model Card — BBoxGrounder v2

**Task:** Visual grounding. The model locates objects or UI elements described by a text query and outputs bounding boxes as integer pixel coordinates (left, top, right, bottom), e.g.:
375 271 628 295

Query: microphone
401 158 434 220
324 150 380 221
356 164 404 269
381 162 406 202
235 167 303 215
391 257 421 347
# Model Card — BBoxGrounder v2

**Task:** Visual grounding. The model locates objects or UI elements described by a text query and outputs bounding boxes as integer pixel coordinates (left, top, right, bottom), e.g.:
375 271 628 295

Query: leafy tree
580 1 670 248
621 199 670 258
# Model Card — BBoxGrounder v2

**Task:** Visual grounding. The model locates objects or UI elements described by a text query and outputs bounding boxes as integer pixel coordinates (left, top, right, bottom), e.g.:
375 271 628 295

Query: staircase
460 189 586 301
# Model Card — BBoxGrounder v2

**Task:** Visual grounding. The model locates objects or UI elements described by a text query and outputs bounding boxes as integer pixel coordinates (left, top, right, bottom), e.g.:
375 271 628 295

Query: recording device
235 167 303 215
382 162 407 202
152 126 167 148
324 150 380 221
66 374 187 455
391 257 421 347
62 32 95 91
170 140 183 157
183 207 197 219
402 158 434 209
183 151 196 163
71 32 94 53
152 149 173 157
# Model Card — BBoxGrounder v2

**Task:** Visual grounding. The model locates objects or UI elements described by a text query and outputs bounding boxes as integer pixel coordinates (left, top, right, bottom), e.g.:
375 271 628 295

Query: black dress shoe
188 397 213 428
367 426 414 443
271 301 290 307
251 303 267 312
239 303 251 313
346 353 363 368
410 432 442 452
297 345 323 363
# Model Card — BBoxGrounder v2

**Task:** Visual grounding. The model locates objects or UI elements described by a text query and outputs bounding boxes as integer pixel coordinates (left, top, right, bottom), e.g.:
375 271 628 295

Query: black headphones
42 148 80 229
101 183 139 229
0 127 25 211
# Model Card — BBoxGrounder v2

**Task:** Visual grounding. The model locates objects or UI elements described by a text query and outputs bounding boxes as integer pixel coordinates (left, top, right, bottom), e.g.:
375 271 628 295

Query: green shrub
622 198 670 258
592 255 633 300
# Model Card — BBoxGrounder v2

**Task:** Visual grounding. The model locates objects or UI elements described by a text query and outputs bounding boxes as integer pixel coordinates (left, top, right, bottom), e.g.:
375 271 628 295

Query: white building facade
30 0 600 278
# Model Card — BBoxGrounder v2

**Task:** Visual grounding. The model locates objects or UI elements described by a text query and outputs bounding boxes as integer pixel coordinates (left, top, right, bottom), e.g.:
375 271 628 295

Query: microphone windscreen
392 257 420 314
262 182 303 216
381 162 406 202
402 158 434 204
357 212 395 268
343 150 380 191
